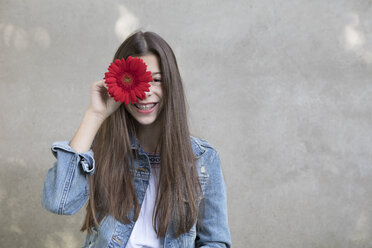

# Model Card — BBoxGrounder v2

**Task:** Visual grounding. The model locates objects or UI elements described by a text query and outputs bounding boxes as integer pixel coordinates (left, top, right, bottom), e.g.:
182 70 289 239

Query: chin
134 116 159 126
137 119 157 126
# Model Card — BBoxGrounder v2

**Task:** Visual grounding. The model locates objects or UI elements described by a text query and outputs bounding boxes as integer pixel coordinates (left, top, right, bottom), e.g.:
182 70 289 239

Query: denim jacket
41 136 231 248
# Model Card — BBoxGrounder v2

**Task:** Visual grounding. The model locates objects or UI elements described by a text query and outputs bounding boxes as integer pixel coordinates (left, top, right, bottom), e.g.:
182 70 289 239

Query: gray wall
1 0 372 247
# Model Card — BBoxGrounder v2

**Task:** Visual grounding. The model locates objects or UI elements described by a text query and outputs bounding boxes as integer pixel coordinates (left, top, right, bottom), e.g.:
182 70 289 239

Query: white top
125 154 164 248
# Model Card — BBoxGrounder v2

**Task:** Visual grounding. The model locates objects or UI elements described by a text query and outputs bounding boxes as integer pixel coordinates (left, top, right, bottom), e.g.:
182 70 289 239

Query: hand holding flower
86 80 122 121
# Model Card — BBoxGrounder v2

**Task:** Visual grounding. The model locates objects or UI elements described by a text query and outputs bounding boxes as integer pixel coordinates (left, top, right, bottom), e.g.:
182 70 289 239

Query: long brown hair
80 31 202 238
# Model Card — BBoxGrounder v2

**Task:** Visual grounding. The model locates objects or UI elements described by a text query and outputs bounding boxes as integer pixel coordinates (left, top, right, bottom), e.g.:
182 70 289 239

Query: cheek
158 88 164 102
157 101 165 114
125 105 135 116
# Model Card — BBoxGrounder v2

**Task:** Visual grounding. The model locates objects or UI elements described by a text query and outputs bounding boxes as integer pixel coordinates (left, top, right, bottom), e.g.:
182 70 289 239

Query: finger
101 79 109 90
101 81 112 99
95 79 108 89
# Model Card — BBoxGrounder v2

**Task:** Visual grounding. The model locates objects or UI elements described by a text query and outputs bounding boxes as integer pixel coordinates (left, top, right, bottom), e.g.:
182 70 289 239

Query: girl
42 31 231 248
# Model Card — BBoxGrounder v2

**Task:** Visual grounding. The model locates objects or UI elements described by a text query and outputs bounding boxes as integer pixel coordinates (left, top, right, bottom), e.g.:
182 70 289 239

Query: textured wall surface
1 0 372 247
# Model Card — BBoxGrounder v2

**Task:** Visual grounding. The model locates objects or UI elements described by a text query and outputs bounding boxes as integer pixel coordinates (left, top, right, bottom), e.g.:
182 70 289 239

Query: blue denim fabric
42 136 231 248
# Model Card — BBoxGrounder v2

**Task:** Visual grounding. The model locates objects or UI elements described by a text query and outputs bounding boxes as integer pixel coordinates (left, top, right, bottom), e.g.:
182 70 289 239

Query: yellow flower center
121 72 134 85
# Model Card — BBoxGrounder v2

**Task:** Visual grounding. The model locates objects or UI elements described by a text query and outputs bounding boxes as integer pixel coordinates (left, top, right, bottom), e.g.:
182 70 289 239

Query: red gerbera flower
104 56 153 105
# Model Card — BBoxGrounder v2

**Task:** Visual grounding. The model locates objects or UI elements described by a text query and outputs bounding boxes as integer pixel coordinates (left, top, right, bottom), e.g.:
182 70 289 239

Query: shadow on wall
0 23 51 51
114 4 140 42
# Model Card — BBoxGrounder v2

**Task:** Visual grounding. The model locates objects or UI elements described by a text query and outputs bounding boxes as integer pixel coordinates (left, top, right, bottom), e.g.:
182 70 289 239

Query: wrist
85 108 106 122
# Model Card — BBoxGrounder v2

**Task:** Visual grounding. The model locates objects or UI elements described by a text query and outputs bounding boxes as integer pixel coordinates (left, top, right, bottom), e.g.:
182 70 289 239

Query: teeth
135 103 156 110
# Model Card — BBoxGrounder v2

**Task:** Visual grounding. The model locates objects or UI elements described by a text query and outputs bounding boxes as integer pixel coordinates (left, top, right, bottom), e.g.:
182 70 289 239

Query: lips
134 103 157 110
133 102 158 114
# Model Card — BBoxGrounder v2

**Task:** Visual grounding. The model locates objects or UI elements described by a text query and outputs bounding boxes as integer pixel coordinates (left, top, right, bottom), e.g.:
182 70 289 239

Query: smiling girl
42 31 231 248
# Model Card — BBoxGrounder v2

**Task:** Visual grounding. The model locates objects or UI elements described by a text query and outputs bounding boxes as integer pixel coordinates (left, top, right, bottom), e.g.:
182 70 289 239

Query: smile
134 103 157 113
134 103 156 110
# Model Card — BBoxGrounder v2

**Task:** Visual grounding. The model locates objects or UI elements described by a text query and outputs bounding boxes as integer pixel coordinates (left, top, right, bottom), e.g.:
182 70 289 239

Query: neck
136 120 162 154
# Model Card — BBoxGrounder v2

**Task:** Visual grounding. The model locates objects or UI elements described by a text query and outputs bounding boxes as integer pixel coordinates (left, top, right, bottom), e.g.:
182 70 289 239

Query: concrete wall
1 0 372 247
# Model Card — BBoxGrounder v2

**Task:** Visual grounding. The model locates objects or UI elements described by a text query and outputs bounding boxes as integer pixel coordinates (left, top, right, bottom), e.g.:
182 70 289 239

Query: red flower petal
114 59 121 65
129 58 139 72
129 90 136 103
107 87 115 94
124 91 130 105
134 59 147 76
126 56 133 64
138 83 151 91
104 72 115 78
105 77 117 84
118 92 125 103
118 58 126 72
110 63 121 74
136 72 153 82
134 88 143 98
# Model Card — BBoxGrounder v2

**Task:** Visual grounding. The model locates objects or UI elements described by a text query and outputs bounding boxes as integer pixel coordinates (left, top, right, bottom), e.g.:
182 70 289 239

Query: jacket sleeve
196 150 232 248
41 141 95 215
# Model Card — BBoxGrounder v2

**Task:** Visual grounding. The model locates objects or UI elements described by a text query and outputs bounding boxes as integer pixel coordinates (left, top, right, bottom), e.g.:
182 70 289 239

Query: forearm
70 109 105 153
